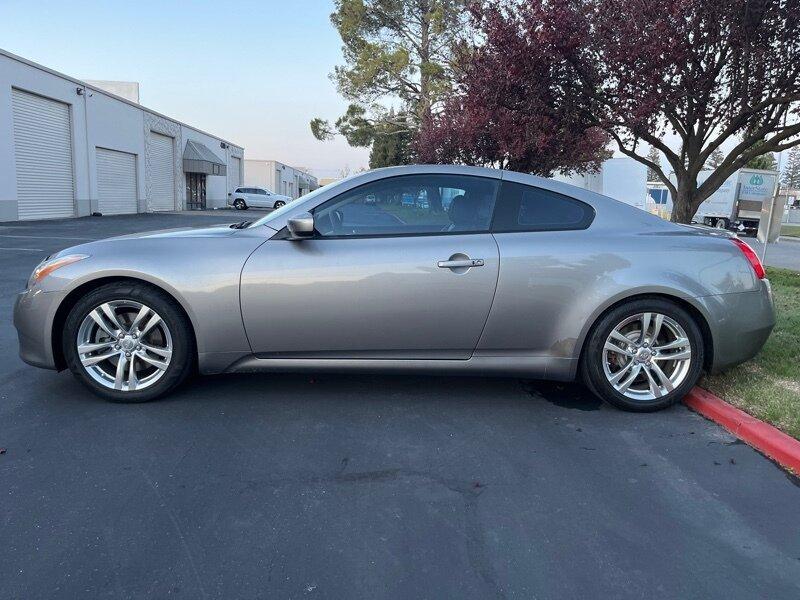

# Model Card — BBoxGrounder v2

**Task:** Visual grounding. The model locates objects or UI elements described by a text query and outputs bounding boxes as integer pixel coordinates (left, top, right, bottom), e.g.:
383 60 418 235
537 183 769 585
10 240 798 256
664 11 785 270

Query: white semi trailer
553 160 777 235
689 168 778 234
552 158 649 211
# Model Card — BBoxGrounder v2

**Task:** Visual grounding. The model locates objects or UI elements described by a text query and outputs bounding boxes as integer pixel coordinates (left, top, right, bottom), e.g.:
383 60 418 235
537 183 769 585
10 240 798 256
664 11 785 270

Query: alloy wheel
76 300 173 392
602 312 692 401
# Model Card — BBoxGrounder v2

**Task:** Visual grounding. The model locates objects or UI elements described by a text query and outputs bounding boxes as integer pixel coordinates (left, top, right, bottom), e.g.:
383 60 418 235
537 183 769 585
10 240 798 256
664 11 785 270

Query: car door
238 188 253 206
240 173 501 359
245 188 262 208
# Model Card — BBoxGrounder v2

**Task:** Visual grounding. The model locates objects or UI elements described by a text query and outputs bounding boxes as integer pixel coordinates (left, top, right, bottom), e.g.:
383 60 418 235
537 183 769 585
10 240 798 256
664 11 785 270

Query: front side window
313 174 499 237
492 181 595 232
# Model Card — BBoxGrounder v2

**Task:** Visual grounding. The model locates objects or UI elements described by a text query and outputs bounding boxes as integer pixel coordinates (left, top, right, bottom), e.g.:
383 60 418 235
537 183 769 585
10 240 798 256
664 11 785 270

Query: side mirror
286 212 315 239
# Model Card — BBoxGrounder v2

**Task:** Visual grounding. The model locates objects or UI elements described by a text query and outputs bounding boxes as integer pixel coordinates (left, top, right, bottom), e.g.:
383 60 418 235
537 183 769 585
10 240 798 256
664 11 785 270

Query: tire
273 200 286 209
581 298 704 412
234 199 247 210
62 281 195 403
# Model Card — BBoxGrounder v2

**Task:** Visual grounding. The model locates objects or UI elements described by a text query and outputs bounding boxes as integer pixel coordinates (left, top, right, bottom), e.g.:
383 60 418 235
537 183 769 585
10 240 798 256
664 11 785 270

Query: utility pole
760 112 788 265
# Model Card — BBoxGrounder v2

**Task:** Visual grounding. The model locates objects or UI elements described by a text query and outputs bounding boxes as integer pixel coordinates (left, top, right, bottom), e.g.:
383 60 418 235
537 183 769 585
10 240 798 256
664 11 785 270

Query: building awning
183 140 227 176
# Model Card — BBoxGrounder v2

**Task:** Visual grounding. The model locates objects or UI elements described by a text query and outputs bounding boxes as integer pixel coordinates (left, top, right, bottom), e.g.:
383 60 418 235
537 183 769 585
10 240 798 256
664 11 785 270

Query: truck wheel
715 218 728 229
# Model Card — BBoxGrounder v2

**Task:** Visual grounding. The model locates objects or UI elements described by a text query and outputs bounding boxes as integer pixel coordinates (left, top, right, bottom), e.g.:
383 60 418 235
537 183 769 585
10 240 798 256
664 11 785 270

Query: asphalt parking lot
2 212 800 599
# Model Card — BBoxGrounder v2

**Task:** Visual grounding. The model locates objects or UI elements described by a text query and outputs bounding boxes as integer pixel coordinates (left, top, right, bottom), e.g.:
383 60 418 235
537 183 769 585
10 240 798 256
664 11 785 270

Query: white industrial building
244 160 318 199
0 48 244 221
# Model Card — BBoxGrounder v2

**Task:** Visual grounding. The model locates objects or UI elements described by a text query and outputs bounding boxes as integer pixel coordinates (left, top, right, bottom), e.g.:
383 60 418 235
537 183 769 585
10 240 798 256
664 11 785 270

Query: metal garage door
12 89 75 220
229 156 241 191
97 148 137 215
149 132 175 211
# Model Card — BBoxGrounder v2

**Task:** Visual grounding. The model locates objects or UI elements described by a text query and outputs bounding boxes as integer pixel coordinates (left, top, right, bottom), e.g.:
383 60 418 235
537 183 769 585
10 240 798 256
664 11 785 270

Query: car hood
50 223 272 260
104 224 240 240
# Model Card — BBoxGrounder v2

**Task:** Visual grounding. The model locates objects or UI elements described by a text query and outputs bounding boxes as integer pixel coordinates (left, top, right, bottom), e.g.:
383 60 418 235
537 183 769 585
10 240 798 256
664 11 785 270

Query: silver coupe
13 165 775 411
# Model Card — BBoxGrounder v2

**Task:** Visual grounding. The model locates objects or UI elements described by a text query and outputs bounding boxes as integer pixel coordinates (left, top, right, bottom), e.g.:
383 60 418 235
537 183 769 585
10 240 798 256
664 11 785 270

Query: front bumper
13 288 63 370
702 279 776 373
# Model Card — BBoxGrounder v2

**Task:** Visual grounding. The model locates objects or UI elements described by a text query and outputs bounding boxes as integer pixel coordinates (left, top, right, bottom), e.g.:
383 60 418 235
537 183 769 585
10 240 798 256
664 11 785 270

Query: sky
0 0 370 178
0 1 790 181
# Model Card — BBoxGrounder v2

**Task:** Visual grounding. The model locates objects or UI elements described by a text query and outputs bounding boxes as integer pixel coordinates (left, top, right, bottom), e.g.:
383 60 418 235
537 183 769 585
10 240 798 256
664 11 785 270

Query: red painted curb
684 387 800 473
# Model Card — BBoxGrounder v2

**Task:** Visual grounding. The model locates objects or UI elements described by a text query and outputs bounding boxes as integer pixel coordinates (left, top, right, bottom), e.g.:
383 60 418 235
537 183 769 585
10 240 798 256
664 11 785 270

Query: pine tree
646 146 661 182
781 146 800 190
369 111 413 168
746 152 778 170
706 148 724 170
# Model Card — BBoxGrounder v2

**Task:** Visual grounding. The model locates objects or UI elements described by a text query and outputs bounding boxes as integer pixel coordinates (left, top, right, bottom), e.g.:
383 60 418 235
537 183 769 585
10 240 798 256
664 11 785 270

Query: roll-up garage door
149 132 175 211
229 156 241 190
12 89 75 220
97 148 137 215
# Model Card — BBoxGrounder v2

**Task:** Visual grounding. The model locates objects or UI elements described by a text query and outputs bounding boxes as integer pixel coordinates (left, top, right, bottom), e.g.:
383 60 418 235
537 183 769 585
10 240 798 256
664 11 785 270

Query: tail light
731 238 766 279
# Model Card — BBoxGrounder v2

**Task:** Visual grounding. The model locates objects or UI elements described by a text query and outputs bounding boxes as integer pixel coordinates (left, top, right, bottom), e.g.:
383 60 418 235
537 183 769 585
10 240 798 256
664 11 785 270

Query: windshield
248 182 339 228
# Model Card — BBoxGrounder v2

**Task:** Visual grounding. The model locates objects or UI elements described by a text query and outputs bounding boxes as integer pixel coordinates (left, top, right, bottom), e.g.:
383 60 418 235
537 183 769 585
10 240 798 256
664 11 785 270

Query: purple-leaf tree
417 2 610 175
423 0 800 223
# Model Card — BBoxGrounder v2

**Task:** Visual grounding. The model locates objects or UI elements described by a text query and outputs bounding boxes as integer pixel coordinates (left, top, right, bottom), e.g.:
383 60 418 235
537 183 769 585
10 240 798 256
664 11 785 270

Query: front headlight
30 254 90 285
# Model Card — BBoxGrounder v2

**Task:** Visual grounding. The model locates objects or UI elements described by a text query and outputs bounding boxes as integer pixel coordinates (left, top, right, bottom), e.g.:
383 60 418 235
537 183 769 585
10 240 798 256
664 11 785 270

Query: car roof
261 164 681 234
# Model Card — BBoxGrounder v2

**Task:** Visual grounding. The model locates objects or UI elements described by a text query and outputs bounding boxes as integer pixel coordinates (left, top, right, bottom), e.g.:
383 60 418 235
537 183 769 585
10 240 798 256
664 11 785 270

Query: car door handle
438 258 484 268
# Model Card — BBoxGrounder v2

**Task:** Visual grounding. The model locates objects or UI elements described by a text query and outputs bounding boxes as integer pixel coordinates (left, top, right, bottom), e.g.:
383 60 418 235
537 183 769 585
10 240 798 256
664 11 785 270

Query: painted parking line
0 247 45 252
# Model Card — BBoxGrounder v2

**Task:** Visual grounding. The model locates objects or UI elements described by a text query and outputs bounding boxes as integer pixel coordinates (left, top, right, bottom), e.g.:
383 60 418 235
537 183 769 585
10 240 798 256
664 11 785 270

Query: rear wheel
581 299 703 412
63 282 194 402
234 198 247 210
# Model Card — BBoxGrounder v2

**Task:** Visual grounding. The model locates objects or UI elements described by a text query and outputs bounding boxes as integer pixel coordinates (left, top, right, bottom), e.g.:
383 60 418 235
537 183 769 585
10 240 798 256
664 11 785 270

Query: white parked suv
229 187 292 210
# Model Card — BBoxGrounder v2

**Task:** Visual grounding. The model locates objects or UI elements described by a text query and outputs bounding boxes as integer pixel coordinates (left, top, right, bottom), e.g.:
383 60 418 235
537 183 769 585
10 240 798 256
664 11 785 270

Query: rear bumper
13 288 62 370
701 279 775 373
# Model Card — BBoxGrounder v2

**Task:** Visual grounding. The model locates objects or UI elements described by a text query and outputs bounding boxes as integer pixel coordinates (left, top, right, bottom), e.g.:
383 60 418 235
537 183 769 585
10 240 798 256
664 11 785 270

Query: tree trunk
670 178 701 224
670 174 704 223
417 1 432 131
670 199 697 224
424 185 443 212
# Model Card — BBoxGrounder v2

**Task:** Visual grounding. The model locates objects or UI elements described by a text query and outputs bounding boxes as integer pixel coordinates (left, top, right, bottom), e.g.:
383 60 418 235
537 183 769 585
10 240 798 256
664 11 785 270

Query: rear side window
492 181 595 232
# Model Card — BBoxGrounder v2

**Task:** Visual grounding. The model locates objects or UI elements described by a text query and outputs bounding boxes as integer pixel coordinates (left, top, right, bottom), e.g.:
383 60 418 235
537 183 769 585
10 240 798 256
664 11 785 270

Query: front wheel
62 282 194 402
581 299 704 412
273 200 286 209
